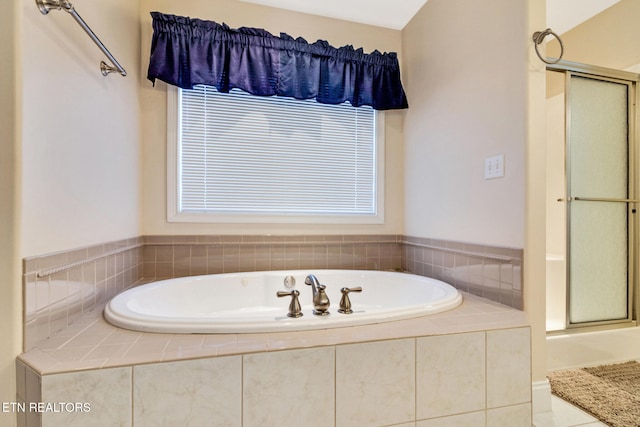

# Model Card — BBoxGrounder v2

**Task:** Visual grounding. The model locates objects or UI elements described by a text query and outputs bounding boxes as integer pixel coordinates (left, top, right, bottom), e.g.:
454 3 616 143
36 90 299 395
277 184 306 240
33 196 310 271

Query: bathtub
104 270 463 333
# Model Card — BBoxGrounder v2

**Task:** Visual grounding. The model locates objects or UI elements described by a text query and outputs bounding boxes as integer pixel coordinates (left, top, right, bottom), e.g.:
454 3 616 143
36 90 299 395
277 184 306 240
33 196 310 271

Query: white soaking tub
104 270 462 333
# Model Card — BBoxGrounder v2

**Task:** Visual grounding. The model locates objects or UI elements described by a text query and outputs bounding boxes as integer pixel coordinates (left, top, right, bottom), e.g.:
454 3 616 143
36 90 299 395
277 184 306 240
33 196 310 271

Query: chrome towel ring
532 28 564 65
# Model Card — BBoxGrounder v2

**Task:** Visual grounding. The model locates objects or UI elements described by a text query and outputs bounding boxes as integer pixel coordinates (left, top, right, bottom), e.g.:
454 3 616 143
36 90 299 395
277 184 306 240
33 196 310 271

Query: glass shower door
567 73 634 326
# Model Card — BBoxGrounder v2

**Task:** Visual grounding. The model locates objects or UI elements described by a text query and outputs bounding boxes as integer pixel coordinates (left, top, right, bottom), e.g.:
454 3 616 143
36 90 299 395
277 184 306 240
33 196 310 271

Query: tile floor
533 396 606 427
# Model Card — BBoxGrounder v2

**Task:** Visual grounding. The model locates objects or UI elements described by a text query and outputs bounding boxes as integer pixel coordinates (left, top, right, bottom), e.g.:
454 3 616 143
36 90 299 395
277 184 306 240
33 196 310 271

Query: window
167 85 384 223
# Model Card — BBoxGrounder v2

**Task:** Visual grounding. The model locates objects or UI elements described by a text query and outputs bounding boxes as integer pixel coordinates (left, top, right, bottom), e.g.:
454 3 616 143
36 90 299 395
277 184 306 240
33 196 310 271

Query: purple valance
147 12 408 110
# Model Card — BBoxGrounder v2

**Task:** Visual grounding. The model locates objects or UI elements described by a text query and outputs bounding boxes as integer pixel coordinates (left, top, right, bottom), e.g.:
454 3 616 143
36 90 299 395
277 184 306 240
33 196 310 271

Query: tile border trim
34 243 143 278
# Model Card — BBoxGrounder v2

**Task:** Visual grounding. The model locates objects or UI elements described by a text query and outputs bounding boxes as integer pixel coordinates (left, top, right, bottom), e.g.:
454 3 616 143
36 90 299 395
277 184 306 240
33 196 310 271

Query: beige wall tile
416 411 485 427
243 347 335 427
487 327 531 408
486 403 532 427
41 367 131 427
416 332 485 419
336 339 415 427
133 356 241 427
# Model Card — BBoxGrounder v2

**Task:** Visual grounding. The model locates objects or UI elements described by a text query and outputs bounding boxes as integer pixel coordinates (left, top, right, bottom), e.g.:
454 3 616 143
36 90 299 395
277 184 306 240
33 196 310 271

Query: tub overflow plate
284 275 296 289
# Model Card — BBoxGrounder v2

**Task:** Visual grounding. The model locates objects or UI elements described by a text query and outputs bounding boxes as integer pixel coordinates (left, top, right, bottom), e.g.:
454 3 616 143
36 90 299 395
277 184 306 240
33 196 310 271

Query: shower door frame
547 59 640 331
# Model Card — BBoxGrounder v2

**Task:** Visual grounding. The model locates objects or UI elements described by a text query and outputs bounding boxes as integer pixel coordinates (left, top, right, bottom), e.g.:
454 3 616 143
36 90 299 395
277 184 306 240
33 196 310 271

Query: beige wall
21 0 142 257
526 0 548 387
0 1 21 425
402 0 527 248
547 0 640 70
140 0 404 236
402 0 547 384
2 1 141 422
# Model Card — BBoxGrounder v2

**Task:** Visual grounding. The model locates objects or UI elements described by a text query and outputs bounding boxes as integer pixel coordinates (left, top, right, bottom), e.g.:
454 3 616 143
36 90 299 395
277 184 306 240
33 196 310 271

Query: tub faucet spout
305 274 330 316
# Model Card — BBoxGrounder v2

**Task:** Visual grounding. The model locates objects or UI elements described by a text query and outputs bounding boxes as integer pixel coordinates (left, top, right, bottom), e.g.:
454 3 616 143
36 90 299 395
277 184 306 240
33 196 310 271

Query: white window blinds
177 85 378 217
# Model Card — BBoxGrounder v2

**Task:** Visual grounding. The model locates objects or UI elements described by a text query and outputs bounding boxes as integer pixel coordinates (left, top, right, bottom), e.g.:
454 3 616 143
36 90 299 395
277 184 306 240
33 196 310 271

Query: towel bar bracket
36 0 63 14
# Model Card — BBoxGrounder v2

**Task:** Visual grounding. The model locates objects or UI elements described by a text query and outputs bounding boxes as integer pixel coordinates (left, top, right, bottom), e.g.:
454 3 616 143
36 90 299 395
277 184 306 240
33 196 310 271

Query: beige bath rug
548 360 640 427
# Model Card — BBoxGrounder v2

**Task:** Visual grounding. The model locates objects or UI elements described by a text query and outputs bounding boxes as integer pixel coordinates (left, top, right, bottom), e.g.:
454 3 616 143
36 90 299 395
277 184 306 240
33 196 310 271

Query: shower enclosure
546 60 639 331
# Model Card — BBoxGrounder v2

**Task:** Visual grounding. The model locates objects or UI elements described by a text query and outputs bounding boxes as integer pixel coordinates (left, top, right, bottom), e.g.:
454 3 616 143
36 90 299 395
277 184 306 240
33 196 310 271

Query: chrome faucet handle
338 287 362 314
277 290 303 318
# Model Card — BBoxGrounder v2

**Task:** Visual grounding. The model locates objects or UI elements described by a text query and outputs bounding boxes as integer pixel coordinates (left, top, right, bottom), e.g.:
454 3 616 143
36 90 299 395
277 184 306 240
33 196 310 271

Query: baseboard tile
532 379 552 414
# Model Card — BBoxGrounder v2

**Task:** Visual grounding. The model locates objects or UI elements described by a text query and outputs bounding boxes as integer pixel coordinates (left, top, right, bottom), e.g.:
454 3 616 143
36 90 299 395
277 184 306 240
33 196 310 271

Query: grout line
240 354 244 426
130 365 134 426
414 337 418 424
485 331 488 427
144 239 403 246
53 318 102 351
334 344 337 426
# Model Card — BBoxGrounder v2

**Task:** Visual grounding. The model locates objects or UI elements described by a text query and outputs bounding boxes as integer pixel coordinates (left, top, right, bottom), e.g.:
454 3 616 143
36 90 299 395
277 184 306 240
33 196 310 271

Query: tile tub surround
140 234 523 309
22 237 144 352
22 234 524 351
17 293 531 427
403 236 524 309
141 234 404 278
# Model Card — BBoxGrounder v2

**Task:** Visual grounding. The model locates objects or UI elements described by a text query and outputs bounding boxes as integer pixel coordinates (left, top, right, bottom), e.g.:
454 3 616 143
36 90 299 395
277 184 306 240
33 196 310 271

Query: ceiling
237 0 427 30
546 0 620 34
238 0 621 33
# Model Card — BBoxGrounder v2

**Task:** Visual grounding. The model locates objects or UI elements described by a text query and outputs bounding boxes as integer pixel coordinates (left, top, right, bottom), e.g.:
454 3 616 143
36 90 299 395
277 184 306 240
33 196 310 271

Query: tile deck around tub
18 292 528 376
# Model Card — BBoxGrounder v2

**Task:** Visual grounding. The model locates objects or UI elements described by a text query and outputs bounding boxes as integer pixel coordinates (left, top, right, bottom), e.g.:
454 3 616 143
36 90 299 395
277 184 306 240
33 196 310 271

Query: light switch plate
485 154 504 179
